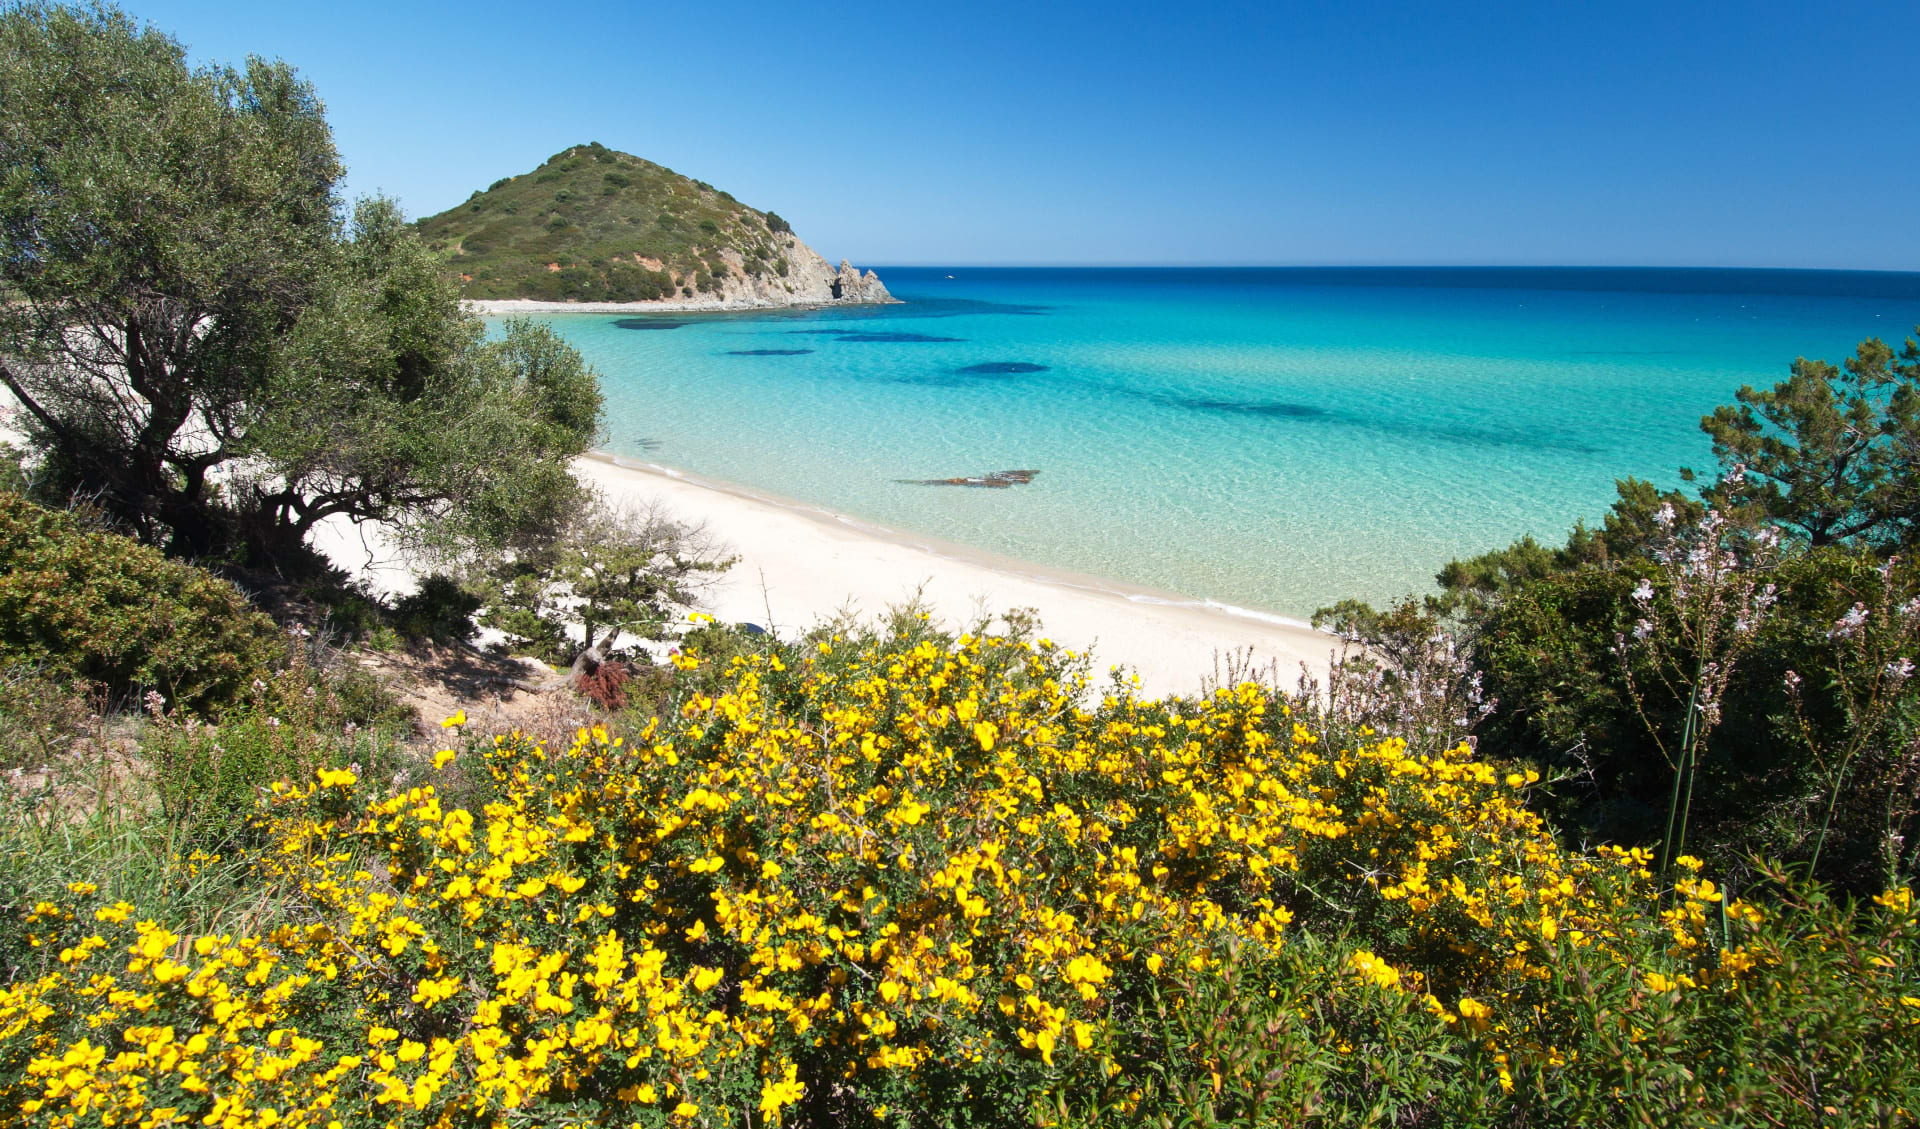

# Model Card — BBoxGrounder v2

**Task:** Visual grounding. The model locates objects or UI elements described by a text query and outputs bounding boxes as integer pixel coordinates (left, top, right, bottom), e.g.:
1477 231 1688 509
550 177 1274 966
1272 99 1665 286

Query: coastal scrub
2 619 1914 1127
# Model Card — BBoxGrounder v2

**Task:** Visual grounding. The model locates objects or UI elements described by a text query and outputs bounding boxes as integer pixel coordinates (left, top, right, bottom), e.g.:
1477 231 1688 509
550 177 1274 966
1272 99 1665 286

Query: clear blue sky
128 0 1920 269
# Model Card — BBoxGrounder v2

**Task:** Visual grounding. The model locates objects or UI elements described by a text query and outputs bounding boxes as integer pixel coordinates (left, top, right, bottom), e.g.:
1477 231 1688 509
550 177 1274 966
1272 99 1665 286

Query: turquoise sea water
505 268 1920 619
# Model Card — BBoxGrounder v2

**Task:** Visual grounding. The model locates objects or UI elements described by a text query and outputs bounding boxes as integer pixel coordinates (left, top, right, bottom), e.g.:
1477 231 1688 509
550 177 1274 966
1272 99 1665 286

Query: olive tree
478 495 734 666
0 3 601 564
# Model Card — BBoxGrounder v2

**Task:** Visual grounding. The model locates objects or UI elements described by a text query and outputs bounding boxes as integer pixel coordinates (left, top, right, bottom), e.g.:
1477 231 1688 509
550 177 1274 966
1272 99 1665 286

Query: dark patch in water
836 333 965 343
613 318 690 330
726 348 815 356
1175 397 1328 419
1563 349 1684 357
1161 391 1603 454
957 362 1049 374
785 330 965 343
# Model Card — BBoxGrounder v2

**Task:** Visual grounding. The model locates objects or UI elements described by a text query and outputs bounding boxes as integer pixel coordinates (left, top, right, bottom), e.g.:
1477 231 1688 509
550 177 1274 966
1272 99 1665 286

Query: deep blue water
502 267 1920 618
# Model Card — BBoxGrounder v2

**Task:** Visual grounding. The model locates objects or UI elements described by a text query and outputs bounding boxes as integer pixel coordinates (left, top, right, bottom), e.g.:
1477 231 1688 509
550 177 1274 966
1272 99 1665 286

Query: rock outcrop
687 242 894 309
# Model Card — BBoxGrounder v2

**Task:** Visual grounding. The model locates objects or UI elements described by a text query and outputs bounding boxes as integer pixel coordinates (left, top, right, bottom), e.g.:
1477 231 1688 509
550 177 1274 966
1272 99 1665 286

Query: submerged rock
898 469 1039 489
957 361 1049 374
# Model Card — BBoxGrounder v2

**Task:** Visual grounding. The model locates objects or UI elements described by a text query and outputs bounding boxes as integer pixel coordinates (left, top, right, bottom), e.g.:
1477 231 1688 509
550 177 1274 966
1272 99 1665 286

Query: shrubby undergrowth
2 618 1914 1128
0 494 283 717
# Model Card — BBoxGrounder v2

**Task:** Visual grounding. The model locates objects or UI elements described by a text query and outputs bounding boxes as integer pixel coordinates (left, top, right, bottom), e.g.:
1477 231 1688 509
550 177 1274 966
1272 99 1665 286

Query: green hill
415 143 820 303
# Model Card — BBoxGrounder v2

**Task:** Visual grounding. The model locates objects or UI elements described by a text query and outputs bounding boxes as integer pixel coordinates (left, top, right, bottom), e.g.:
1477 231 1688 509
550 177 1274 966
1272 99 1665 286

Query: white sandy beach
320 454 1339 698
568 455 1336 699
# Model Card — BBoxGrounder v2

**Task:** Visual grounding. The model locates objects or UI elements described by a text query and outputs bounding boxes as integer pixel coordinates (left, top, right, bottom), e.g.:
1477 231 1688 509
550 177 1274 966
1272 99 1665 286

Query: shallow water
505 267 1920 617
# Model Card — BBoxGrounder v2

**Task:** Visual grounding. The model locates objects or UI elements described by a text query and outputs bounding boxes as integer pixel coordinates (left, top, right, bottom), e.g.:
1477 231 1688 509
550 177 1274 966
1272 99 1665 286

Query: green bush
0 666 94 771
390 574 480 644
1475 545 1920 892
145 646 409 848
0 493 282 714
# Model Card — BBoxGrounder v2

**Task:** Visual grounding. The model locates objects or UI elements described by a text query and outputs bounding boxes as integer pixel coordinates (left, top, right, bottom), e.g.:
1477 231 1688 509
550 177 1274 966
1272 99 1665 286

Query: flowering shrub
1 620 1915 1127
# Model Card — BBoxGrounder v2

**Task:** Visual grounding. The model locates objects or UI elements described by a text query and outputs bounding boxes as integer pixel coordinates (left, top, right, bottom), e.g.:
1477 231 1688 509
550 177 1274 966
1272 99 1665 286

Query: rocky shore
466 252 894 316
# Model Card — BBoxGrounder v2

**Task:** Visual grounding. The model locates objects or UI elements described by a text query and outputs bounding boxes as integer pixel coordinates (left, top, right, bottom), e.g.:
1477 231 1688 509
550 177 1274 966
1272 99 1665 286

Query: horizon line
861 261 1920 274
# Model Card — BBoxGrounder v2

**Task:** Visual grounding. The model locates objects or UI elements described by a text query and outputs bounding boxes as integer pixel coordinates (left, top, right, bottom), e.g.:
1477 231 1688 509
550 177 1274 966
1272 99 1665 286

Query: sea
498 267 1920 621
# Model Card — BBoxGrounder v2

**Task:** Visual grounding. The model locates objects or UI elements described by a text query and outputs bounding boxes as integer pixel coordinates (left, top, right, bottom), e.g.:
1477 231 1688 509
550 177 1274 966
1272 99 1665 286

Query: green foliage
0 2 338 555
1702 330 1920 549
0 8 604 566
0 493 283 714
1471 542 1920 892
478 496 733 662
0 666 94 771
389 576 481 644
264 260 603 559
414 143 800 300
1079 876 1920 1128
144 646 407 849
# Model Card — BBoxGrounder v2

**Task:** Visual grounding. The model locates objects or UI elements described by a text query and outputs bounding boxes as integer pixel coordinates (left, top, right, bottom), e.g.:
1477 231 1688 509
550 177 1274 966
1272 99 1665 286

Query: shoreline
465 295 901 316
572 453 1338 699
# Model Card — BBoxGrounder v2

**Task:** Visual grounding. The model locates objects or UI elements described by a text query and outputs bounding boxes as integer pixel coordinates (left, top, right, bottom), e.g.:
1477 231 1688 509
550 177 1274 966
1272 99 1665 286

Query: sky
124 0 1920 269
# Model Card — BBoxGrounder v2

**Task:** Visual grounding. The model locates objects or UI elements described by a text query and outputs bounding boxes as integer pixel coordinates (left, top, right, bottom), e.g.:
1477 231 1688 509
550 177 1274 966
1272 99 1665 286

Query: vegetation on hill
0 4 602 567
414 144 802 302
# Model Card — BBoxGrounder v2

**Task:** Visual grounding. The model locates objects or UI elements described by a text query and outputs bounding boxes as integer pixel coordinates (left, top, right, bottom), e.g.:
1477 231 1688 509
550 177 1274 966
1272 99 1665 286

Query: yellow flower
973 721 998 751
1347 950 1402 991
433 748 457 769
674 1101 700 1119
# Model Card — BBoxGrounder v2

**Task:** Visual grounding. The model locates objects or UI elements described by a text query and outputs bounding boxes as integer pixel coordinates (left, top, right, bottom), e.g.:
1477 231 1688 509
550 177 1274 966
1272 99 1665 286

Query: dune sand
568 455 1336 699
